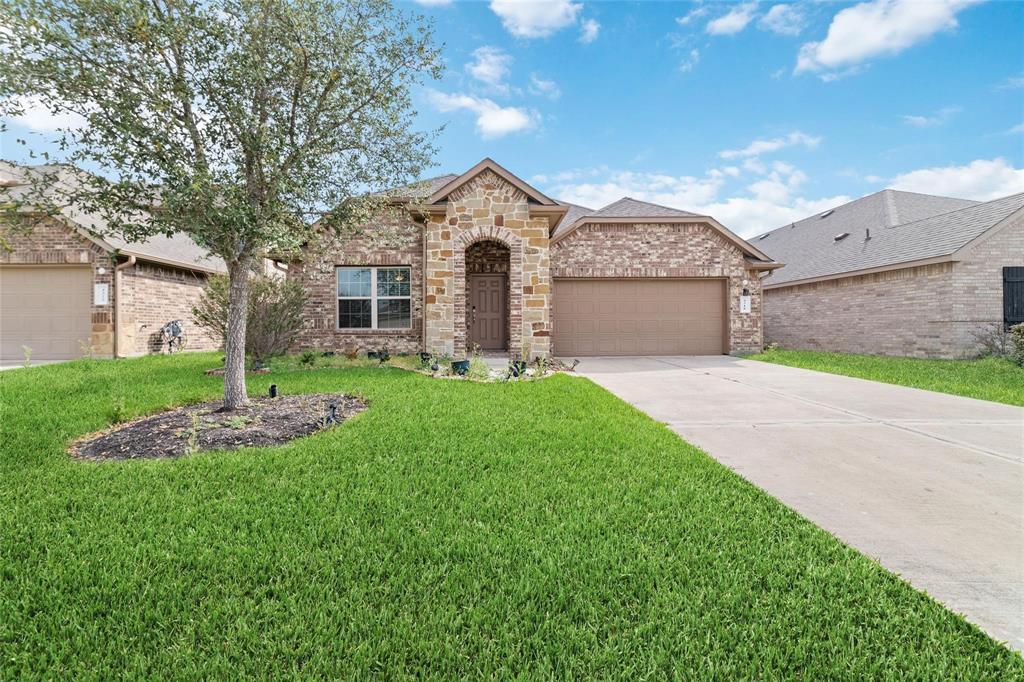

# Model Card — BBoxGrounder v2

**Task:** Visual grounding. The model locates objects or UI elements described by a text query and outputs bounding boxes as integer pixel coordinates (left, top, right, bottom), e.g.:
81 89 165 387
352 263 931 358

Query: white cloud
466 46 512 93
579 18 600 43
995 76 1024 91
1008 123 1024 135
719 131 821 159
890 158 1024 201
528 73 561 100
679 48 701 73
676 6 709 26
541 161 852 236
489 0 581 39
706 3 757 36
797 0 981 76
425 90 537 138
2 95 86 132
901 105 961 127
759 4 805 36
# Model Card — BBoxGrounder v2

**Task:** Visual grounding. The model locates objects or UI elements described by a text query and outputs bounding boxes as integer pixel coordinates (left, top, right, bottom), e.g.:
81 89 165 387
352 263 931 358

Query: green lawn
1 354 1020 678
749 349 1024 406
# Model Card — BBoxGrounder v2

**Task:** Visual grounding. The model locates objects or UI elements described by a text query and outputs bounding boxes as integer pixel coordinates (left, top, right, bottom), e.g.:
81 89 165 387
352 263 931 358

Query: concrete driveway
576 355 1024 651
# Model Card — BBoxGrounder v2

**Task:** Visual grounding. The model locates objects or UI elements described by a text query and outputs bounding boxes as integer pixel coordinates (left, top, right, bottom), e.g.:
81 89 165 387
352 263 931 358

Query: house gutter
113 254 136 358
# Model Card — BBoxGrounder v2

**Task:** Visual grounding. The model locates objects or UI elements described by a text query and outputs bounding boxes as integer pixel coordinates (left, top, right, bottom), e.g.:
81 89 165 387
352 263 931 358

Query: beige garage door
0 266 93 362
554 279 726 356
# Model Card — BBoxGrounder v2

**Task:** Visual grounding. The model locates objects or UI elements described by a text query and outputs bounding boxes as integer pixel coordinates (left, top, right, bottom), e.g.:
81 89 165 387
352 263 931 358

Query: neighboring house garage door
554 279 725 356
0 266 93 362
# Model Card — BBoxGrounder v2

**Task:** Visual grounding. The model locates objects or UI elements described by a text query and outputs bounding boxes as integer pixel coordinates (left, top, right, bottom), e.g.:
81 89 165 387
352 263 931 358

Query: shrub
970 322 1011 358
1010 323 1024 367
193 274 308 364
467 356 492 381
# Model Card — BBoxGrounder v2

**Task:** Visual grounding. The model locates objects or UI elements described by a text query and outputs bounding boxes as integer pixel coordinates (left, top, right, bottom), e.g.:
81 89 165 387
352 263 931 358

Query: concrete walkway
575 355 1024 651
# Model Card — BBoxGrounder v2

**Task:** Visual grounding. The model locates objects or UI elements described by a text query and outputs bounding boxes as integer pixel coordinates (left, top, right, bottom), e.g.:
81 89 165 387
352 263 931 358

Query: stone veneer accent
551 222 765 354
763 212 1024 358
424 170 551 359
0 216 218 357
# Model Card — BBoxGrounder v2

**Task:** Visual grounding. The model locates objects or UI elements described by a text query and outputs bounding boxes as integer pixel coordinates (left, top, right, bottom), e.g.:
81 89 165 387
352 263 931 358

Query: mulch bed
71 393 366 461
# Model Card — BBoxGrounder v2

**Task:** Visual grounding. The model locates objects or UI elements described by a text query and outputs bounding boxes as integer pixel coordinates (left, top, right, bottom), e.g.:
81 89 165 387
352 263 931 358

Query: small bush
970 322 1010 358
1010 323 1024 367
467 356 491 381
193 274 308 364
299 350 318 366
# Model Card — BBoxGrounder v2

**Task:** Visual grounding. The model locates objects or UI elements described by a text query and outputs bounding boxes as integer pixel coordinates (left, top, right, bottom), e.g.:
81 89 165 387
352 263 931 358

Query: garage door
554 279 726 356
0 266 93 362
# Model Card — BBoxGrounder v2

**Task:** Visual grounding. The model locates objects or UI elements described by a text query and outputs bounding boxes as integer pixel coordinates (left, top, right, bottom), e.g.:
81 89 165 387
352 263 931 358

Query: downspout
113 254 136 358
272 259 288 274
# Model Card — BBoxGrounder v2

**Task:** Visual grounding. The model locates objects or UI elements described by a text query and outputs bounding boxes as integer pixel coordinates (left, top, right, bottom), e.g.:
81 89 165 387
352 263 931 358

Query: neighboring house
286 158 780 359
0 161 224 362
757 189 1024 358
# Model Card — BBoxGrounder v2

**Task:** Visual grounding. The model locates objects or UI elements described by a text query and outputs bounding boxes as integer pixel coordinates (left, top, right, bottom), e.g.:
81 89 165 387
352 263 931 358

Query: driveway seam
649 357 1022 464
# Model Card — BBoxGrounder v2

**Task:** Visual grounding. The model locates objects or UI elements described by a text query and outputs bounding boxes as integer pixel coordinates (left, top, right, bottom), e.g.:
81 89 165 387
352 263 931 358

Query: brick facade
551 222 765 354
289 216 424 354
118 262 220 354
1 216 218 358
763 213 1023 359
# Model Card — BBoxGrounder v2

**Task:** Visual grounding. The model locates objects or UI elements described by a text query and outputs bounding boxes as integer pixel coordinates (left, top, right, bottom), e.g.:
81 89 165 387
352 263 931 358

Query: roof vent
834 232 850 241
757 233 770 240
819 209 834 219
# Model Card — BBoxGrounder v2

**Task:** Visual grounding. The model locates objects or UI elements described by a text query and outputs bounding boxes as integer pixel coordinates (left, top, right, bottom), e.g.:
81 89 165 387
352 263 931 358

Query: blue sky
2 0 1021 236
404 0 1023 235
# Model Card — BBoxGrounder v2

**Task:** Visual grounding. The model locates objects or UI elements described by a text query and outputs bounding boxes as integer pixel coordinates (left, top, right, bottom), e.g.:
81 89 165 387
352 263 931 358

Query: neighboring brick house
287 158 780 359
1 162 223 362
757 189 1024 358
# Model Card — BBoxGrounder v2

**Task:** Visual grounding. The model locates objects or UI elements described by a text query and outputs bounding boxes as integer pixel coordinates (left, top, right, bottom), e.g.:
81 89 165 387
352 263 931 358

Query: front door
469 274 507 350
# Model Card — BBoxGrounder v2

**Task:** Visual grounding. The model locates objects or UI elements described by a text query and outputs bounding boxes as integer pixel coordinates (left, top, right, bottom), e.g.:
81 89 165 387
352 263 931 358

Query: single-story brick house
286 158 781 359
758 189 1024 358
0 161 224 362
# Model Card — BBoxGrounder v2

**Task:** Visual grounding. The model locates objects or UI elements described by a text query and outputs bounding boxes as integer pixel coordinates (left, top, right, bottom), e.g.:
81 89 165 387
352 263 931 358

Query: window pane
338 299 372 328
377 267 411 297
377 299 411 329
337 268 371 297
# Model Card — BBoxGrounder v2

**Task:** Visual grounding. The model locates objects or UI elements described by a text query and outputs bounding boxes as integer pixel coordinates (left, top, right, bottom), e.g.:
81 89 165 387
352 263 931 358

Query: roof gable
426 158 559 206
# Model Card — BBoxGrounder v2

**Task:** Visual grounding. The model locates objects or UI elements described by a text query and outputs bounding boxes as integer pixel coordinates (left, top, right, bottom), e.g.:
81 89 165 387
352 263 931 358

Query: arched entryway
465 240 510 351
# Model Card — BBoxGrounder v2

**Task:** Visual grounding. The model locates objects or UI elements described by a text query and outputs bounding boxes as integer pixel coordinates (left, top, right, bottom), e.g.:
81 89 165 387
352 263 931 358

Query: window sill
335 329 416 335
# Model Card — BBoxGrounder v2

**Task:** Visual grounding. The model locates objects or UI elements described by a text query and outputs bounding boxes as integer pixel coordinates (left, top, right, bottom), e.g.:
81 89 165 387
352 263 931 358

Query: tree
0 0 441 409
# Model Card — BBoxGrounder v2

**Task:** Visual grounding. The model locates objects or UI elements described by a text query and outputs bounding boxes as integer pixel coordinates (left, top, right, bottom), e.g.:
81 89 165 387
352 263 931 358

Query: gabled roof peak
425 157 559 206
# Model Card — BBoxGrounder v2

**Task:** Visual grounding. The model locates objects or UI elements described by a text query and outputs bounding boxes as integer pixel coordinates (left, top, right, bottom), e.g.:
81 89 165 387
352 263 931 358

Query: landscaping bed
71 393 365 460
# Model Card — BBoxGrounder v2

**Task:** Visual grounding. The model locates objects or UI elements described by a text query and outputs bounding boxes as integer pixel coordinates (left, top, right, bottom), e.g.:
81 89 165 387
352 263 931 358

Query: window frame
336 265 413 331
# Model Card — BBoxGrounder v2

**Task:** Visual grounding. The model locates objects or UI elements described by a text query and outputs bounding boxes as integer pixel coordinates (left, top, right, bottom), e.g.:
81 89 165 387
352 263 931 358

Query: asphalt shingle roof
758 189 1023 286
591 197 699 219
1 161 226 272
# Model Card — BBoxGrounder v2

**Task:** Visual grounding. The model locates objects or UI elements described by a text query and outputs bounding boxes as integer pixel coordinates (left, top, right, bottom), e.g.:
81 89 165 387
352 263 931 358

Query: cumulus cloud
2 95 86 132
579 18 600 43
425 90 537 138
797 0 981 76
890 158 1024 201
719 131 821 159
676 6 709 26
489 0 582 39
901 105 961 127
465 46 512 93
759 4 805 36
706 3 757 36
550 170 727 213
528 73 561 100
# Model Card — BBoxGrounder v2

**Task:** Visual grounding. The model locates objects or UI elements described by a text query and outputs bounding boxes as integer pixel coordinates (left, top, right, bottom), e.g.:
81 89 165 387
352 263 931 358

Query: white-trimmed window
337 266 412 330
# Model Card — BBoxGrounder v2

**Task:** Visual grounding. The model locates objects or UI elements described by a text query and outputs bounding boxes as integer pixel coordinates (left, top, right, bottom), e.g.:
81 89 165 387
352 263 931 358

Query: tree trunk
223 256 252 411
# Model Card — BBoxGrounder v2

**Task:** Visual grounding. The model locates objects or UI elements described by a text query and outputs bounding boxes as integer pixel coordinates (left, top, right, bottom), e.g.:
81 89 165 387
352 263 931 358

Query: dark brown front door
469 274 507 350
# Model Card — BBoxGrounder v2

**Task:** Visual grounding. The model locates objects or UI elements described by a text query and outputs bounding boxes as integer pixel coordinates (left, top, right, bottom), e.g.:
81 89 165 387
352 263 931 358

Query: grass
748 349 1024 406
1 353 1021 678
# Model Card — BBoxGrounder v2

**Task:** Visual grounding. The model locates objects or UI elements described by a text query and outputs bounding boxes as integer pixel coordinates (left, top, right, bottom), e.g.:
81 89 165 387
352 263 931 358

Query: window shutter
1005 266 1024 329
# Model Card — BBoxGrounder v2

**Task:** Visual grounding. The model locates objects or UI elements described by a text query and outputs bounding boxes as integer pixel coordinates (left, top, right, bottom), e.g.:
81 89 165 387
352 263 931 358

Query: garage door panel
1 266 92 362
554 278 725 356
